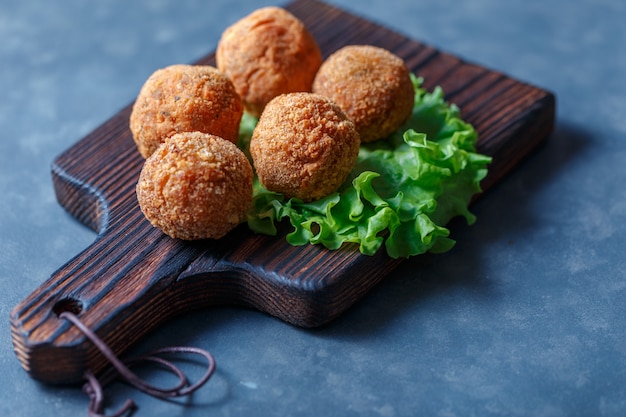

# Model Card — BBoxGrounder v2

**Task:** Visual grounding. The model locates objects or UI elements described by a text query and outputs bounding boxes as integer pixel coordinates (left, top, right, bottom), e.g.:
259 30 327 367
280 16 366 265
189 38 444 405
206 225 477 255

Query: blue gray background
1 0 625 416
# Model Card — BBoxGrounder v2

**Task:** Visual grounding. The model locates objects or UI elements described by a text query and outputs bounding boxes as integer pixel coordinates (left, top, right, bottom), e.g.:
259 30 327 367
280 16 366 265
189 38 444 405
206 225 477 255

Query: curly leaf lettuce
243 76 491 258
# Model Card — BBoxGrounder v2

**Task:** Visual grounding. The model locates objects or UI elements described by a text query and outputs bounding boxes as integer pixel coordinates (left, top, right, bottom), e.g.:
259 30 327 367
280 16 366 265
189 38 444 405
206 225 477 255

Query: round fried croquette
250 92 360 202
216 7 323 118
136 132 253 240
312 45 414 143
130 64 243 158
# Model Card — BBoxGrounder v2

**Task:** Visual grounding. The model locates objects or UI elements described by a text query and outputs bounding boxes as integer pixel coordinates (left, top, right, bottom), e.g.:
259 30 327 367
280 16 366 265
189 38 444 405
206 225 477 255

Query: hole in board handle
52 297 83 317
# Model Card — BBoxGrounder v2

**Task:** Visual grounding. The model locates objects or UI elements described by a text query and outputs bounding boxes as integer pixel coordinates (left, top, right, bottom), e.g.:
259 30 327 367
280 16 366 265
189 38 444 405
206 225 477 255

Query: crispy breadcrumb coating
130 64 243 158
250 92 360 202
216 7 322 117
312 45 414 143
136 131 253 240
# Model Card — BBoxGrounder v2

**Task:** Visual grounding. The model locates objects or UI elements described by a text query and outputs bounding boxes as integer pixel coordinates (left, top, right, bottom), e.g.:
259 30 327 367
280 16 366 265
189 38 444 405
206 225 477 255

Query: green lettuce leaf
241 76 491 258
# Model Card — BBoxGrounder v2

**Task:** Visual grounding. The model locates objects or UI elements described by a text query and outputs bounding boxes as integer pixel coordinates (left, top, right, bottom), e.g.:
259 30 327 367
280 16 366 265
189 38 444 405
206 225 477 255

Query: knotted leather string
60 311 216 417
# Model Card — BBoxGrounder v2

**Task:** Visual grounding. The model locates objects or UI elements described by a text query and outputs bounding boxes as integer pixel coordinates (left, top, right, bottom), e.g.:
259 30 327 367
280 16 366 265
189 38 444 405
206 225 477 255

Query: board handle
8 215 223 384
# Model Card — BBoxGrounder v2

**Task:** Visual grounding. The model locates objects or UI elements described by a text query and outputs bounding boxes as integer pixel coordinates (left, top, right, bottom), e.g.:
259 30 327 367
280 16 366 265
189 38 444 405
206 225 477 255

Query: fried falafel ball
216 7 323 118
312 45 414 143
136 131 253 240
250 92 360 202
130 64 243 158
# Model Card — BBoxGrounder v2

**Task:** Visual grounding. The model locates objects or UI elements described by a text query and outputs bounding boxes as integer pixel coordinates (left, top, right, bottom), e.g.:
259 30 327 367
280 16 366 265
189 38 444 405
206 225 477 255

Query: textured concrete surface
1 0 625 416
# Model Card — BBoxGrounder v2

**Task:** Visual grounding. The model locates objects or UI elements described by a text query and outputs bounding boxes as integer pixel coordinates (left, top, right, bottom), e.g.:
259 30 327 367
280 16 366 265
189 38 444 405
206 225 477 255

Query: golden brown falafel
312 45 414 143
250 92 360 202
136 131 253 240
216 7 323 118
130 64 243 158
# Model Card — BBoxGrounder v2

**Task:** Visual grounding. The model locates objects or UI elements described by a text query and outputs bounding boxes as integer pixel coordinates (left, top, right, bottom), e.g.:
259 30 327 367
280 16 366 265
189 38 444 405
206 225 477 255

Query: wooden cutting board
10 0 555 384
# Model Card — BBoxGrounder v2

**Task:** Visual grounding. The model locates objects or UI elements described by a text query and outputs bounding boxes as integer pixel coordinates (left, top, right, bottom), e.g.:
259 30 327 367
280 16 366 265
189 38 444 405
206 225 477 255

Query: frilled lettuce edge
242 76 492 259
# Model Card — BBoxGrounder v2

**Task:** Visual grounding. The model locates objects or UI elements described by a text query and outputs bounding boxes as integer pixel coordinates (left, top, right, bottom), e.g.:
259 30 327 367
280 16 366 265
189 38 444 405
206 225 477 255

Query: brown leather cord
60 312 216 417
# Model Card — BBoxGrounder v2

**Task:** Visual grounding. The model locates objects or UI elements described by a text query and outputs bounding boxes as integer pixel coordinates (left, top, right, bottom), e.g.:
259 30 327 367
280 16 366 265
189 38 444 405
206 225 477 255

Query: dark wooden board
10 0 555 384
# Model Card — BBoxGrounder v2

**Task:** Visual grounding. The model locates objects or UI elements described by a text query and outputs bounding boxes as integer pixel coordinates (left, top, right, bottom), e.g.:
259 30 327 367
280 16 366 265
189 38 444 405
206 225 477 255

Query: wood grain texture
10 0 555 384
